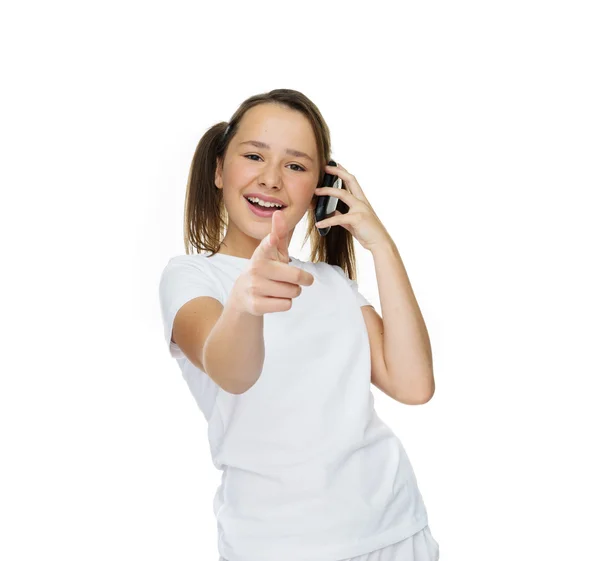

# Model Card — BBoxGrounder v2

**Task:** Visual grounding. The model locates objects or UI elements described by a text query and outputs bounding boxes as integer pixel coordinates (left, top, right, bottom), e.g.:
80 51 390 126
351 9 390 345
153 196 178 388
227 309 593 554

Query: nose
258 162 282 189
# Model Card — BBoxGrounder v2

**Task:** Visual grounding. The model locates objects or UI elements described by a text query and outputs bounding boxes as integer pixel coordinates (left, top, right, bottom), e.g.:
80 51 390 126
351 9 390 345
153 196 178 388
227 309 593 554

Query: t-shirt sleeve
158 256 224 359
331 265 373 308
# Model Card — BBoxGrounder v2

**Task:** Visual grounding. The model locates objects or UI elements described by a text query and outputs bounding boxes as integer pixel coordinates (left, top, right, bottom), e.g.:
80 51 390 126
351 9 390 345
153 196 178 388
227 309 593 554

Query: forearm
203 300 265 395
371 240 434 403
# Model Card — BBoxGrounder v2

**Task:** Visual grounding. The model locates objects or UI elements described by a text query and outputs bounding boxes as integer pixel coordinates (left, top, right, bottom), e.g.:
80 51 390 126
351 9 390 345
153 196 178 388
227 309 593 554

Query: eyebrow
238 140 314 163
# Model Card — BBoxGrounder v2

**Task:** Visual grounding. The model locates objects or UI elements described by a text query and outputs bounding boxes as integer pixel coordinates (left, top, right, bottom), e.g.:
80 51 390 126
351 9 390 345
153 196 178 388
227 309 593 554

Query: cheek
225 160 253 182
305 193 317 212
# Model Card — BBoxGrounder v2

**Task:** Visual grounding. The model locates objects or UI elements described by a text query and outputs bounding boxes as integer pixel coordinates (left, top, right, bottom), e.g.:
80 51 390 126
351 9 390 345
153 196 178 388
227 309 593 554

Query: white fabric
339 525 439 561
159 253 431 561
219 524 439 561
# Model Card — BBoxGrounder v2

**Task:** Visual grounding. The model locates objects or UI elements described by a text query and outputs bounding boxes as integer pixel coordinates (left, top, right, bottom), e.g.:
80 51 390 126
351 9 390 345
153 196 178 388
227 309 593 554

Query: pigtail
183 121 231 257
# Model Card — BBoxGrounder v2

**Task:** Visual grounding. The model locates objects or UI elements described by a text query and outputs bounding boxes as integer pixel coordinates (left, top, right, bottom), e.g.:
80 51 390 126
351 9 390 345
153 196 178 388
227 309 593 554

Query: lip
243 193 287 207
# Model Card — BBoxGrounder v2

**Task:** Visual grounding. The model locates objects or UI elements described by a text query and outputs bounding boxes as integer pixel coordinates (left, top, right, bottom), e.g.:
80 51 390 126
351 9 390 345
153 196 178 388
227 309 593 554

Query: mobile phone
315 160 343 236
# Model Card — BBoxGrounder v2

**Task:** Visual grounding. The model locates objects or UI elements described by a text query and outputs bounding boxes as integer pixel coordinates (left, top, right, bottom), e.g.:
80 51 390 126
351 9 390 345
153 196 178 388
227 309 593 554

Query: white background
1 1 599 559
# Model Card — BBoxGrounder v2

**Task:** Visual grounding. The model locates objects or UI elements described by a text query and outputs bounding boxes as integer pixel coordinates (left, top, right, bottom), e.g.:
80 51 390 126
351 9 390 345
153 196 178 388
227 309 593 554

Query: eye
244 154 306 172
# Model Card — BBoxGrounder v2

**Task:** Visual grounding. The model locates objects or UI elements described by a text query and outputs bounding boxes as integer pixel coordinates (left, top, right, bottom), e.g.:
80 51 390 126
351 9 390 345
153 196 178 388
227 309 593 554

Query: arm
371 239 435 404
203 298 265 395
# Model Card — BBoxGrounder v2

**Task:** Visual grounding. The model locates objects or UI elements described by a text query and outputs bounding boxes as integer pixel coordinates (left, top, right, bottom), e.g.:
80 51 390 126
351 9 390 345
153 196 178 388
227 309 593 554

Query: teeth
247 196 283 208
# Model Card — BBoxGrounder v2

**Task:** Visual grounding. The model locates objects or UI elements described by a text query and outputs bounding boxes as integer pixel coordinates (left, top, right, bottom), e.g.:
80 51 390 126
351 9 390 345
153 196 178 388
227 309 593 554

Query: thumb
271 210 290 263
252 211 289 263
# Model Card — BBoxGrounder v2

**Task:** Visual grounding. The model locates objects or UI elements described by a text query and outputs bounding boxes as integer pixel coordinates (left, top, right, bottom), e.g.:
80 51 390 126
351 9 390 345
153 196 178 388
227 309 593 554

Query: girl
159 89 439 561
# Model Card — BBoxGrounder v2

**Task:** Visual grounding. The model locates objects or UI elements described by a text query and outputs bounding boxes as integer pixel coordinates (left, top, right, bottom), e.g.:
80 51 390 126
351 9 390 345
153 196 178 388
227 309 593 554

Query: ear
309 194 317 211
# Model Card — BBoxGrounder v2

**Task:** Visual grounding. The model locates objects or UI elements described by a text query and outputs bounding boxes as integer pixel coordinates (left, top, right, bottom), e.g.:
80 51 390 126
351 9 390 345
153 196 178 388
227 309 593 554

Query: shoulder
328 263 356 285
329 264 347 277
306 262 356 285
161 253 214 276
307 261 346 282
159 254 221 292
159 254 224 306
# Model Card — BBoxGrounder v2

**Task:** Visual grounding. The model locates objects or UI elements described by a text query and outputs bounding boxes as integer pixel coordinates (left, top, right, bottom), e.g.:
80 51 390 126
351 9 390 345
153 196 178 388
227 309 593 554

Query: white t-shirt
158 252 429 561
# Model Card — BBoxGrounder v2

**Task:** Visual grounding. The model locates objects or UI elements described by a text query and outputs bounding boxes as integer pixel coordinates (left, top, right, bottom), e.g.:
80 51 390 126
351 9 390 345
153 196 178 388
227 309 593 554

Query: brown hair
182 88 358 280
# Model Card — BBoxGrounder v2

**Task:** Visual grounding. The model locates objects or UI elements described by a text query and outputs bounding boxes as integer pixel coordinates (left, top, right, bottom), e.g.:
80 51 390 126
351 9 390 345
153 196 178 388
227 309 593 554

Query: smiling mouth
244 196 288 217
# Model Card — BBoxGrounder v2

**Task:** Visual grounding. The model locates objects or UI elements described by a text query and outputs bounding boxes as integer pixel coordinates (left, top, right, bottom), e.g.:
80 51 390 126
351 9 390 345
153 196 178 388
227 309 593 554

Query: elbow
416 389 435 404
218 373 262 396
416 379 435 405
394 375 435 405
401 391 434 406
414 377 435 404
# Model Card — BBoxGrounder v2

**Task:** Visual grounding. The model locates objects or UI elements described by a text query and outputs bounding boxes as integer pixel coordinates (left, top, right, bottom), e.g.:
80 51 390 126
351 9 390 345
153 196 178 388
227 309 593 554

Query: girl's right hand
231 210 315 316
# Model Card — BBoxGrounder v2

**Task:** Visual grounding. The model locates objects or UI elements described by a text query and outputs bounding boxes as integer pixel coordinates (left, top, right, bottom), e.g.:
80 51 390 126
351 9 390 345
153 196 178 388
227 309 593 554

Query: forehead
237 104 316 147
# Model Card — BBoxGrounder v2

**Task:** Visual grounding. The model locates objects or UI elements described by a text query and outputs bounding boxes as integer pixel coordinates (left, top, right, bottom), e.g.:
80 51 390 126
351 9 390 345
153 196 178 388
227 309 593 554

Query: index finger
267 260 315 286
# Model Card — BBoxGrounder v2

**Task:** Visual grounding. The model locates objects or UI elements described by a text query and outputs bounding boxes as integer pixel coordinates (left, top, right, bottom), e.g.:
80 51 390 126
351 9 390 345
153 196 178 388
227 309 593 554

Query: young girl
159 89 439 561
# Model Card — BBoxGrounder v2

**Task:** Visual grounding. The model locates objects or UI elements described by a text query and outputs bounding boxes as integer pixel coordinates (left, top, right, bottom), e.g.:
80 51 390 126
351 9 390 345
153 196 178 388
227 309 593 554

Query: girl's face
214 103 321 257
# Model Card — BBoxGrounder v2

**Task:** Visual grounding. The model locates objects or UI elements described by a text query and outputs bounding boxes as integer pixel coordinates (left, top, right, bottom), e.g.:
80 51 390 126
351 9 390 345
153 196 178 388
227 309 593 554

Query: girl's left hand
314 163 393 252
